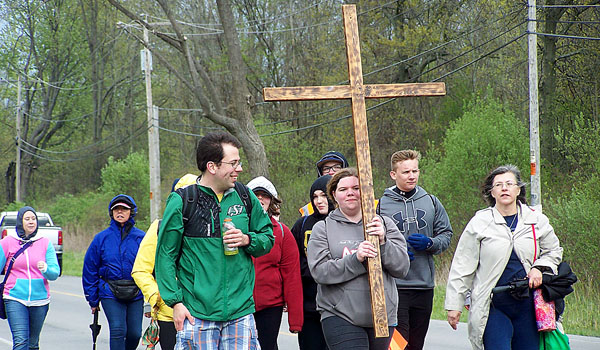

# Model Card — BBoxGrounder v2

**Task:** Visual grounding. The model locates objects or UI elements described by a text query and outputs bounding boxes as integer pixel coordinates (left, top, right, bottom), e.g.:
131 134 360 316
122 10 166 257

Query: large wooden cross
263 5 445 337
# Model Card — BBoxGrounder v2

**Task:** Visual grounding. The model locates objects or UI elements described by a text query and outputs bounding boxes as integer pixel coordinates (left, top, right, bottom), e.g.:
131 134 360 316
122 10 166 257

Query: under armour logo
392 209 428 233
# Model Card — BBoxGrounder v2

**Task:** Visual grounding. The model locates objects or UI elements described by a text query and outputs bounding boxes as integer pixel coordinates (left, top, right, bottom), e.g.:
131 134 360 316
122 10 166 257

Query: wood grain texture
263 86 351 101
263 83 445 101
343 4 388 338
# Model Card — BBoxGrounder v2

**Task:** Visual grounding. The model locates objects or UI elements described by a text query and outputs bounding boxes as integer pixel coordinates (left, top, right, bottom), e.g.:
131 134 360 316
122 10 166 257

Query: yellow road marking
51 289 85 298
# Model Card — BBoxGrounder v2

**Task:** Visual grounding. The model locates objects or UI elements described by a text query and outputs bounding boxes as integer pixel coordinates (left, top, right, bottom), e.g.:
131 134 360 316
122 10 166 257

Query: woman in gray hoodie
307 168 410 350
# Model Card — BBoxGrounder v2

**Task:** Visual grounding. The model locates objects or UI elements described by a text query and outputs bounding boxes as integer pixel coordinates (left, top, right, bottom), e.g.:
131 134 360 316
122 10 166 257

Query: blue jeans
101 298 144 350
4 299 49 350
483 292 539 350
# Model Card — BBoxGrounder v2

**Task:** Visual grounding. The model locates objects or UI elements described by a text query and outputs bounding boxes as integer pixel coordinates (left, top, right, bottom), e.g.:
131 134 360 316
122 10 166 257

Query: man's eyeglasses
492 181 518 189
219 160 242 169
322 164 342 173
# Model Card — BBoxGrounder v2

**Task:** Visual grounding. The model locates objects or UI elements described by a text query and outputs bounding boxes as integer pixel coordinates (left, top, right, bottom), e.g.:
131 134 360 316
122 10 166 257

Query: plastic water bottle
222 217 238 256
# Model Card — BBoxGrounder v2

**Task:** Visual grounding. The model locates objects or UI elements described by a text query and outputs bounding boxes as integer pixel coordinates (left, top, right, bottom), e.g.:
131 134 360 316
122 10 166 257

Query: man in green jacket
155 131 274 350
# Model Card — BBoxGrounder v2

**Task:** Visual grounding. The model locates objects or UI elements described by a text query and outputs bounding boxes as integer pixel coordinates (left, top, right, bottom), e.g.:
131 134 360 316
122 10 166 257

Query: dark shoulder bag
0 241 34 319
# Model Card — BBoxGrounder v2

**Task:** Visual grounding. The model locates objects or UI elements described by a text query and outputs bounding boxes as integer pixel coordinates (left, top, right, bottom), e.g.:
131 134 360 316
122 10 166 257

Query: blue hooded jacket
82 194 145 306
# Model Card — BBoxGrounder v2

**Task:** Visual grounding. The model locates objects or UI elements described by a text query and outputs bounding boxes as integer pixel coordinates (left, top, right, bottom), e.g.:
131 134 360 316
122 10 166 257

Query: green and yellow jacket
155 183 273 321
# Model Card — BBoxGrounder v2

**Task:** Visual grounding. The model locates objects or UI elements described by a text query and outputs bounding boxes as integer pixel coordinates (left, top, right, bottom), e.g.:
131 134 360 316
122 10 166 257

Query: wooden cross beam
263 4 445 337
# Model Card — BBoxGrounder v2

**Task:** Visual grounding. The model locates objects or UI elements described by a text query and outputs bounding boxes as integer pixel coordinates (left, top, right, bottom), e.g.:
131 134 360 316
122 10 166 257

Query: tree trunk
215 0 268 177
107 0 269 178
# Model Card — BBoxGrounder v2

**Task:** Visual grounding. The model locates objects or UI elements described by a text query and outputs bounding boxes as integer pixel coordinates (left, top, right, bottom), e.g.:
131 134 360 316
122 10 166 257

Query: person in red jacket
247 176 303 350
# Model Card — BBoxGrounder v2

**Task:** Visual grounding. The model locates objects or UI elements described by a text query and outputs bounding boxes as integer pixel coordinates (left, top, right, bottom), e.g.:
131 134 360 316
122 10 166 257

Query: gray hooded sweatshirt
379 185 453 289
307 208 410 327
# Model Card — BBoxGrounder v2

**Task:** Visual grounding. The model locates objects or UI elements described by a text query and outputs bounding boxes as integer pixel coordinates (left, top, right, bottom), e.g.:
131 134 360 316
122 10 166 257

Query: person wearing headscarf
291 175 334 350
247 176 303 350
0 206 60 350
82 194 145 350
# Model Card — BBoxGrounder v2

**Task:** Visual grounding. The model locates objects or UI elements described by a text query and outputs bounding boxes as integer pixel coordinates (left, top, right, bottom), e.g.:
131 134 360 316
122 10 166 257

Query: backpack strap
1 240 33 283
175 184 200 266
278 221 284 238
234 181 253 222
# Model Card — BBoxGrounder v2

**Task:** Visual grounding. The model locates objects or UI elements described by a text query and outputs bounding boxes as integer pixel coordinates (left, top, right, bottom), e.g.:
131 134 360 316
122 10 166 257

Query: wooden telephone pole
528 0 542 209
15 76 22 203
143 24 161 221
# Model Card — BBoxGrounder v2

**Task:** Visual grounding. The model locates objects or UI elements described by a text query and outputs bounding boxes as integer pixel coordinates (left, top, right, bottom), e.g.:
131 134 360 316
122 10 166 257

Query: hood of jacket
247 176 278 199
108 194 138 226
316 151 349 177
309 175 334 218
16 206 38 240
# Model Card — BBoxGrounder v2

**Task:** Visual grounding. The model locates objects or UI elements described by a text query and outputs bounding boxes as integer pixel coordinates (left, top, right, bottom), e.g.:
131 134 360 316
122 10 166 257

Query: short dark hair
482 164 528 206
196 132 242 172
326 167 359 206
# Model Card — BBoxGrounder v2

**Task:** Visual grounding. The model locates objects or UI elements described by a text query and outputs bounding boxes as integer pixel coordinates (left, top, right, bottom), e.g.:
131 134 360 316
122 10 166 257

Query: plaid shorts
175 313 261 350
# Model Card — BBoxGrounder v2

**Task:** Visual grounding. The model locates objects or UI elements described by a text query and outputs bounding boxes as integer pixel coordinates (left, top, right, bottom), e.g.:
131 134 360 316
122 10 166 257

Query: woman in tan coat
445 165 562 350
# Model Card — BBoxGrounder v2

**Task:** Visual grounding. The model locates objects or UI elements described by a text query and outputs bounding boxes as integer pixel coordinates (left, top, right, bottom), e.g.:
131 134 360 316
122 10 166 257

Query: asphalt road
1 275 598 349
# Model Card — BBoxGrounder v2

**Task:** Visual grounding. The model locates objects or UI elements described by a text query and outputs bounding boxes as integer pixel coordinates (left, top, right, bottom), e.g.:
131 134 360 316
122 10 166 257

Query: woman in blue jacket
82 194 145 350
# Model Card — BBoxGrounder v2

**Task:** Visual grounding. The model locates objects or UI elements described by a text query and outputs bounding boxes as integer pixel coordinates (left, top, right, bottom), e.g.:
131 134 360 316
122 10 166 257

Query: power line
260 32 530 137
405 20 525 83
433 33 527 82
535 4 600 8
530 32 600 41
18 124 149 162
533 19 600 25
21 110 94 123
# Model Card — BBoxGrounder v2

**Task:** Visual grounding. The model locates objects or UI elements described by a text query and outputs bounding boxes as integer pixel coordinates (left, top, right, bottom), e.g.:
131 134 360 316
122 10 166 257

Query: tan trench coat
445 202 562 350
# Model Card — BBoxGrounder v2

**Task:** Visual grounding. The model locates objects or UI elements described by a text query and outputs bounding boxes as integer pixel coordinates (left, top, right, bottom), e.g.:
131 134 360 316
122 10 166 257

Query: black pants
298 311 328 350
395 288 434 350
321 316 393 350
158 320 177 350
254 306 283 350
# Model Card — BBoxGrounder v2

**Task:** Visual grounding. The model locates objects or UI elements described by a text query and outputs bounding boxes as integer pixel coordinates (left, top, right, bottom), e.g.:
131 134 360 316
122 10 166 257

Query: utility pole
528 0 541 210
143 24 161 221
15 76 22 203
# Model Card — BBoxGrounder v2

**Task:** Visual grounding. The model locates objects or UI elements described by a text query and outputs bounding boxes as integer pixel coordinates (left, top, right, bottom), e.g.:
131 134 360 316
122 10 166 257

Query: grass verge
62 250 85 277
432 283 599 336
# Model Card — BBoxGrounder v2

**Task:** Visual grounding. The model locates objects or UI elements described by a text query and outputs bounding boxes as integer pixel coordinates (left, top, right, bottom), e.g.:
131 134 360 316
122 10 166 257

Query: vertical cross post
263 4 446 337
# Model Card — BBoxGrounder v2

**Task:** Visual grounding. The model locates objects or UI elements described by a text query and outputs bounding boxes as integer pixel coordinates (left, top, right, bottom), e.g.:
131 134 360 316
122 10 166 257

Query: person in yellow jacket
131 174 198 350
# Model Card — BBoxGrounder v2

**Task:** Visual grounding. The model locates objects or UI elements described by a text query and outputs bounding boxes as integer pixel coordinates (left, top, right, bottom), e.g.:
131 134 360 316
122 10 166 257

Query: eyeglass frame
321 164 343 173
492 181 519 189
218 159 243 169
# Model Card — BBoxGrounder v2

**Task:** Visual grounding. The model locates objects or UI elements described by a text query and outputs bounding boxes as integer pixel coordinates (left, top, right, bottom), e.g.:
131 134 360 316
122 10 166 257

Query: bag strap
532 224 537 262
278 221 284 238
2 241 34 285
234 181 253 222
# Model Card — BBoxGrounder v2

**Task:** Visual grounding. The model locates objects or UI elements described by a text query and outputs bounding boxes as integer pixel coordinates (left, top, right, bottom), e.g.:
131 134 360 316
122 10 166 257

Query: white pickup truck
0 211 63 275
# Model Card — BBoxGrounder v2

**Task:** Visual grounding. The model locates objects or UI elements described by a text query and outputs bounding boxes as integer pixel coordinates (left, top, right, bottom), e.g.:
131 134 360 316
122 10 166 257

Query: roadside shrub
545 175 600 283
100 152 149 222
420 94 529 275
